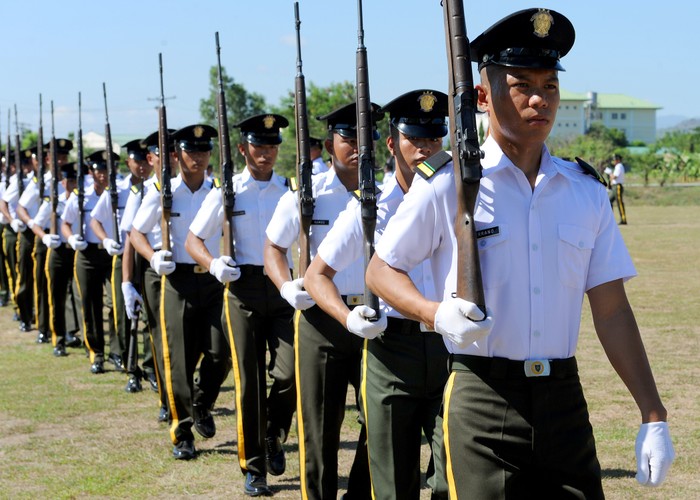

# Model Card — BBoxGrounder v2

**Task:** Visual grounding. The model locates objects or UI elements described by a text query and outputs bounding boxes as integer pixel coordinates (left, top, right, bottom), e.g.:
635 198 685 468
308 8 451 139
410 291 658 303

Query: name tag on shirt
312 219 329 225
476 226 499 239
170 212 181 217
233 210 246 216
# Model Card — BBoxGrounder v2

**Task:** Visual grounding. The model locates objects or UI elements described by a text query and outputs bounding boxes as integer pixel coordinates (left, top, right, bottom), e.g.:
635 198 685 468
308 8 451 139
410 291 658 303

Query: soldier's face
92 169 108 189
178 148 210 177
390 132 442 170
127 157 153 181
239 142 278 181
478 65 559 147
327 133 358 171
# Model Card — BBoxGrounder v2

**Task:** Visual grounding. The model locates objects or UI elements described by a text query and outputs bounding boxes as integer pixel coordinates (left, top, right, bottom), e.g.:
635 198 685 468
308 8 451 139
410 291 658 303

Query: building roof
559 90 661 110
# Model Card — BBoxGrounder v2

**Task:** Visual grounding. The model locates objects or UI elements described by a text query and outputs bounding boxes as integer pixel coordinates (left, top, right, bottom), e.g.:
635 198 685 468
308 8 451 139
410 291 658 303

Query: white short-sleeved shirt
2 174 33 218
90 186 130 242
376 136 636 359
611 162 626 185
266 168 364 295
61 187 102 244
189 167 292 267
132 175 219 264
0 180 8 224
311 157 329 175
120 176 156 232
35 192 70 242
317 175 436 318
18 171 60 221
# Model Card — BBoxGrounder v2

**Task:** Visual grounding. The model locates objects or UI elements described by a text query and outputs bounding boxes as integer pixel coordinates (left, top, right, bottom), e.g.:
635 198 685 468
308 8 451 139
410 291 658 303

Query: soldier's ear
476 84 489 113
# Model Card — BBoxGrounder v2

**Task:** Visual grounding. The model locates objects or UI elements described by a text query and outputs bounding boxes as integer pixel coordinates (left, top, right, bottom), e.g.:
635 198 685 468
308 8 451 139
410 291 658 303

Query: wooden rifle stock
49 101 59 234
215 32 235 259
158 54 172 254
77 93 86 239
355 0 380 314
14 105 23 198
294 1 314 276
37 95 45 207
103 83 120 246
442 0 486 312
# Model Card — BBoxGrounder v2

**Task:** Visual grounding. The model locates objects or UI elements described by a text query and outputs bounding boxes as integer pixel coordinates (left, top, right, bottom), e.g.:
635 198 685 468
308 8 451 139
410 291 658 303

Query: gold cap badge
263 115 276 129
24 150 32 158
59 139 66 147
101 151 108 160
531 9 554 38
194 126 204 138
418 92 437 113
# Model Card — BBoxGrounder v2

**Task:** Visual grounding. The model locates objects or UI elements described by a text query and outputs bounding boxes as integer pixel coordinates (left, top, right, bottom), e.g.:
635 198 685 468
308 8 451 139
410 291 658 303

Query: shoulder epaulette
130 183 143 194
43 196 50 203
350 185 382 200
32 177 39 184
73 188 79 195
575 157 607 187
154 181 161 193
288 177 298 191
415 150 452 180
213 177 221 188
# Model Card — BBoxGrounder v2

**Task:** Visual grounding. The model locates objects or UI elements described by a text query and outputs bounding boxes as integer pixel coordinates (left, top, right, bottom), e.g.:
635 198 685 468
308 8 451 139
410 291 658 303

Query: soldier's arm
90 217 108 241
304 255 349 326
16 204 32 225
122 235 135 283
263 237 294 291
184 230 214 270
0 200 13 222
130 229 155 263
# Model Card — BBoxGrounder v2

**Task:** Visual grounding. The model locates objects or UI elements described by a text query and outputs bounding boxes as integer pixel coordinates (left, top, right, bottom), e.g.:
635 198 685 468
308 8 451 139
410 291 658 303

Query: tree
199 66 267 172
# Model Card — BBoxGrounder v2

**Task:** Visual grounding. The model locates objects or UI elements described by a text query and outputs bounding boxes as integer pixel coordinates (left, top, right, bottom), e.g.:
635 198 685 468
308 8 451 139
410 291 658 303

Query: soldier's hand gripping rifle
49 101 59 234
103 83 120 247
355 0 380 317
215 32 235 259
158 54 172 256
37 95 45 205
77 93 86 239
442 0 486 313
294 1 314 276
14 105 23 198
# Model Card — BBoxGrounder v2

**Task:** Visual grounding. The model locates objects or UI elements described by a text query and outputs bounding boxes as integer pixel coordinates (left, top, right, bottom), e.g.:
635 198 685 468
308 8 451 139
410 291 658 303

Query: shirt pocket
477 224 510 289
557 224 595 289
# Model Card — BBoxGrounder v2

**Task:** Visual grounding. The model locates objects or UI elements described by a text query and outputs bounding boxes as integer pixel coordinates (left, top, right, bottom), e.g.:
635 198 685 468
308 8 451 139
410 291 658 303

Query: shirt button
531 243 538 251
578 241 585 248
533 286 541 295
480 240 487 247
533 330 541 338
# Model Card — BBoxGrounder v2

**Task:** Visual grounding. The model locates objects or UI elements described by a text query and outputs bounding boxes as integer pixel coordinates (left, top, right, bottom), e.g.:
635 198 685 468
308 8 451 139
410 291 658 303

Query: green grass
0 203 698 498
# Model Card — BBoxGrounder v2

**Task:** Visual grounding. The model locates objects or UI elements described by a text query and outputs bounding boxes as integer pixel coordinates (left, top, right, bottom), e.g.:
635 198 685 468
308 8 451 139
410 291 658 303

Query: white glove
42 234 61 249
27 218 35 229
635 421 675 486
209 255 241 283
10 219 26 233
121 282 144 320
434 297 494 348
346 305 386 339
150 250 176 276
102 238 124 256
280 278 315 310
68 234 88 251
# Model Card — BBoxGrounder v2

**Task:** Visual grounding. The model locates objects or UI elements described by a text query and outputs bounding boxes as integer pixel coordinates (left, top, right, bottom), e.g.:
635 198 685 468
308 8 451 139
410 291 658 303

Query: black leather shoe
90 360 105 374
265 436 285 476
145 372 159 392
125 375 142 393
108 353 124 371
35 330 51 343
53 345 67 357
65 332 82 348
20 322 34 333
244 472 272 497
158 405 168 423
193 404 216 439
172 440 196 460
12 312 20 321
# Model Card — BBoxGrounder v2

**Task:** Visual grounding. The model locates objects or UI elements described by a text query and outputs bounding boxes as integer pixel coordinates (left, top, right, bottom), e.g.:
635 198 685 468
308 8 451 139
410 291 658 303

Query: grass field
0 196 698 499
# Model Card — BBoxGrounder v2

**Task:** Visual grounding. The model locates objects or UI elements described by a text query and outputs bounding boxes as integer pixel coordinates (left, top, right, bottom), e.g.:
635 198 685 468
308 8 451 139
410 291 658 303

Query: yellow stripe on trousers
443 371 459 499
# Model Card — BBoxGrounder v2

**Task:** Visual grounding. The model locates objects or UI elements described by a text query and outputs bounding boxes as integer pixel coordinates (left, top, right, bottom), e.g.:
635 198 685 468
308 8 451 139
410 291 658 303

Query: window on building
573 106 577 110
621 113 626 119
612 113 618 119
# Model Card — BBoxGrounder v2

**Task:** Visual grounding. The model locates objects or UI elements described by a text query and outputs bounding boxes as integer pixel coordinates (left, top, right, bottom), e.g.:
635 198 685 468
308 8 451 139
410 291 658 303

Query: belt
450 354 578 379
85 242 105 250
238 265 266 277
340 294 364 306
386 316 422 335
176 263 208 274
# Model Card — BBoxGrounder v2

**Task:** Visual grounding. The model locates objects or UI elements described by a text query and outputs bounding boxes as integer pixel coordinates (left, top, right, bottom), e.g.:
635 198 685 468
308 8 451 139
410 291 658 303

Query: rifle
355 0 380 315
49 101 59 234
442 0 486 312
294 2 314 277
77 93 86 239
158 53 172 255
37 95 45 202
14 105 23 198
4 110 9 189
103 82 120 246
215 32 235 259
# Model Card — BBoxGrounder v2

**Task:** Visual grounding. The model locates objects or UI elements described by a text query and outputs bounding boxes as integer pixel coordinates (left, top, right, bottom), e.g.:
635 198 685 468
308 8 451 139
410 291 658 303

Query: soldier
186 113 294 496
264 102 383 500
366 8 674 496
18 139 73 344
131 124 229 460
304 89 450 499
0 152 20 317
90 138 153 391
61 149 120 374
121 130 177 415
1 148 35 332
30 160 80 356
309 136 328 175
0 152 12 307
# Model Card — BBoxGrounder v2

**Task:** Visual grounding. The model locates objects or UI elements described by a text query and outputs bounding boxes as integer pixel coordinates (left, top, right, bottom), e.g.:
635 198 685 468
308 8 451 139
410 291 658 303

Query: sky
0 0 696 141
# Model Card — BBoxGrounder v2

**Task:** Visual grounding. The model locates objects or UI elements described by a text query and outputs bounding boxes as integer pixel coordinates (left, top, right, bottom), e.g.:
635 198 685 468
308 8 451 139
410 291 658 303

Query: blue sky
0 0 694 140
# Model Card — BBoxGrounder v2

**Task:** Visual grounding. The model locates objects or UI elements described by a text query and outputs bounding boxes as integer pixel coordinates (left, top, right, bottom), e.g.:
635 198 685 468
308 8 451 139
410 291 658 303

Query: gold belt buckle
345 294 363 306
524 359 551 377
193 265 207 274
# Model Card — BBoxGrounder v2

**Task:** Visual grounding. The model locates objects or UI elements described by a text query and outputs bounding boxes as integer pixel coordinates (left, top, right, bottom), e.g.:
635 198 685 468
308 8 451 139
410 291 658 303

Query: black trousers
46 245 75 347
443 355 603 500
33 234 49 334
16 231 35 324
